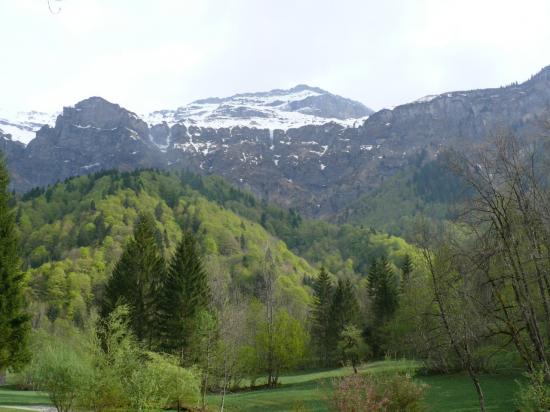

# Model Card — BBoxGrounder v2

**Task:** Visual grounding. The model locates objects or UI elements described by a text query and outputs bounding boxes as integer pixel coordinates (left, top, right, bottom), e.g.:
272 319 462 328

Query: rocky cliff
4 68 550 217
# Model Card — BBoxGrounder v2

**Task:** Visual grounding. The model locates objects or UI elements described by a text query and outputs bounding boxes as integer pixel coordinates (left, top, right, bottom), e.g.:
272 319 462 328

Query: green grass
205 361 522 412
0 387 49 407
422 373 521 412
0 408 39 412
0 361 522 412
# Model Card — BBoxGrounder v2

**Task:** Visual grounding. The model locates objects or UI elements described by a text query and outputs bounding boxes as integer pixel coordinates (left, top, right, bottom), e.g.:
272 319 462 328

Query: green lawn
0 361 521 412
205 362 521 412
0 387 49 407
422 373 521 412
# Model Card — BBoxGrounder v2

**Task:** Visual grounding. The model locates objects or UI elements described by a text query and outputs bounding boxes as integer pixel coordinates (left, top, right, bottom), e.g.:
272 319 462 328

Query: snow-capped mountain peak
145 85 372 130
0 109 58 145
0 85 372 145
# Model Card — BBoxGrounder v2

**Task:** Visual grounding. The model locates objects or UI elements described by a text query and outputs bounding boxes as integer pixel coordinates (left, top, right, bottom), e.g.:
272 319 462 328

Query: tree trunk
467 365 486 412
0 370 5 385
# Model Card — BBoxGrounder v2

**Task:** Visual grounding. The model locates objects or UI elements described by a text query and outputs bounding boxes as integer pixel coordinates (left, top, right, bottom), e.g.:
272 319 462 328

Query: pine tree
311 267 333 366
400 254 414 288
366 256 399 357
102 213 165 348
369 256 399 322
0 157 30 383
329 278 360 351
159 230 209 359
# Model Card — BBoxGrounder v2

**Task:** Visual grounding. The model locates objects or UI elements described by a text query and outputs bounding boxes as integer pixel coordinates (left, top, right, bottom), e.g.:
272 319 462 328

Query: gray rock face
5 67 550 217
10 97 164 190
363 68 550 147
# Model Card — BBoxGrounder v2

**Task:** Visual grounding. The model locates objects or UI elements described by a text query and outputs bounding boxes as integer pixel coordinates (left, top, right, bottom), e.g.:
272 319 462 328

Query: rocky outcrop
10 97 165 190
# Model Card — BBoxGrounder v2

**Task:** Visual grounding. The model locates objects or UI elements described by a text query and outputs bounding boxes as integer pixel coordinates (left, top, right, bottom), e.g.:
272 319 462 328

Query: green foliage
311 267 334 367
29 339 90 412
0 156 30 375
329 279 360 347
337 324 371 372
159 231 210 356
343 160 460 240
249 309 309 386
27 306 200 412
102 213 165 346
368 255 399 323
382 373 427 412
12 168 425 396
516 368 550 412
15 169 417 331
143 352 200 411
400 253 413 287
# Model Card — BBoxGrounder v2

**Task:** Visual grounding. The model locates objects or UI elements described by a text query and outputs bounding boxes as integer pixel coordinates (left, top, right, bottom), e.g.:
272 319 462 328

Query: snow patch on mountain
145 85 371 130
0 109 58 145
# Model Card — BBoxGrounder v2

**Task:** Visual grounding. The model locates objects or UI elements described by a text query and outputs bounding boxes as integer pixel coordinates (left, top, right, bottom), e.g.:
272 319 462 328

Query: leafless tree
448 135 550 380
417 220 486 412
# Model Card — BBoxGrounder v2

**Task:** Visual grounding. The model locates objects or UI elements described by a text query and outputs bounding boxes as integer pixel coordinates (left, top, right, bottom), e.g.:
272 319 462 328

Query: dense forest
1 135 550 411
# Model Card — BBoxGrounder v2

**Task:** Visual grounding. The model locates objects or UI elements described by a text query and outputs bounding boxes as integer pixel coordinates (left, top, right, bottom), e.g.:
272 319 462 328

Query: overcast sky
1 0 550 114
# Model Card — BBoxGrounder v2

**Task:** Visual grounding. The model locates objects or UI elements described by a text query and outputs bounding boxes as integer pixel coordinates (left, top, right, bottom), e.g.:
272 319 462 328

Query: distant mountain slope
4 66 550 220
363 66 550 146
146 84 373 130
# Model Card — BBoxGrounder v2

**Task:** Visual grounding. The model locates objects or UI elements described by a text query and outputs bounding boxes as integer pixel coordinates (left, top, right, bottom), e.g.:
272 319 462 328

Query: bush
516 368 550 412
330 373 427 412
27 307 200 412
383 373 427 412
331 374 389 412
28 336 92 412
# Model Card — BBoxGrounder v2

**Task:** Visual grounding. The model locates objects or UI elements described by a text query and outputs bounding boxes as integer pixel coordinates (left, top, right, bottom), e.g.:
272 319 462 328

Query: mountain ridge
3 66 550 219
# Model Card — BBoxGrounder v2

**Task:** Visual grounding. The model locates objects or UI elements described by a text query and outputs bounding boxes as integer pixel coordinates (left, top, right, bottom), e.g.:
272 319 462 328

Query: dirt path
0 405 56 412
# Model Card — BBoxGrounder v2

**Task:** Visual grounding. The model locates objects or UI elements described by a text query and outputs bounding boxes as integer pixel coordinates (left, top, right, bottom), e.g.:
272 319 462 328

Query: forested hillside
3 139 549 411
341 151 473 239
16 169 420 325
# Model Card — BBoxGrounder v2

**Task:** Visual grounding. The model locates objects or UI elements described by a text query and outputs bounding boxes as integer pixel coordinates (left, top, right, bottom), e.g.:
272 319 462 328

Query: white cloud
0 0 549 113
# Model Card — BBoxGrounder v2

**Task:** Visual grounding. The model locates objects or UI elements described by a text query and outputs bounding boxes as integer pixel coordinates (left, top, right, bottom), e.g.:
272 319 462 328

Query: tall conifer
159 230 209 357
0 157 30 382
368 255 399 322
102 213 165 347
311 267 333 366
329 278 360 349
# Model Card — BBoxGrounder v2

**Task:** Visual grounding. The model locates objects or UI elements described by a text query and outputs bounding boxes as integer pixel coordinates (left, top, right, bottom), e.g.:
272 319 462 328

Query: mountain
145 84 373 130
4 68 550 219
12 97 165 189
0 109 58 145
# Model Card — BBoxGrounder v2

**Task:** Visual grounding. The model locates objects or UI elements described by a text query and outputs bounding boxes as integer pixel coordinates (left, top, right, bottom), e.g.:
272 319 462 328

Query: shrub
27 307 200 412
330 373 427 412
516 368 550 412
383 373 427 412
29 338 92 412
331 374 389 412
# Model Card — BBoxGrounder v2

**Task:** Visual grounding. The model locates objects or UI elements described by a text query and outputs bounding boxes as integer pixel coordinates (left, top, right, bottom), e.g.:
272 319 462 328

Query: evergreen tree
102 213 165 348
0 157 30 383
368 256 399 322
329 278 360 351
311 267 334 366
159 230 209 359
400 254 413 288
366 255 399 357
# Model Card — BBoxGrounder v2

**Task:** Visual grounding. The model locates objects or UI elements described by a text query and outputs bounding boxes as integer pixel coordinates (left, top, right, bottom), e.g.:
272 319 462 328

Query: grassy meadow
0 361 521 412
